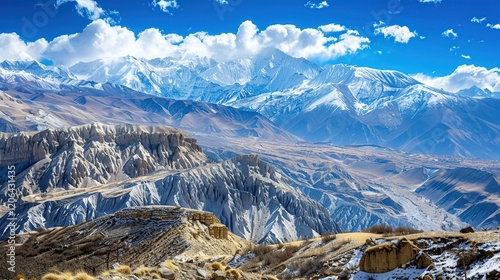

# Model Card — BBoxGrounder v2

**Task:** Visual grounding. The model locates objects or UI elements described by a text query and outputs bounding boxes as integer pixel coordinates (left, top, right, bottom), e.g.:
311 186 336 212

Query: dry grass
297 257 323 275
362 224 422 236
99 271 111 278
41 273 64 280
163 260 179 271
114 265 132 275
261 245 300 266
72 271 95 280
41 272 72 280
133 266 150 277
226 268 242 279
150 272 161 279
252 244 274 257
211 261 226 271
321 234 337 244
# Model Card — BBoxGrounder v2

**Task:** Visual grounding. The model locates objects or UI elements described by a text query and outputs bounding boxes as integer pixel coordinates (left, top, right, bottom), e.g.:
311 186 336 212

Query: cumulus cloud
412 65 500 93
43 20 137 65
471 17 486 24
486 23 500 29
0 20 370 66
0 33 48 61
214 0 228 4
442 29 458 38
461 54 471 59
319 24 346 33
151 0 179 14
304 1 329 9
56 0 107 20
374 24 418 43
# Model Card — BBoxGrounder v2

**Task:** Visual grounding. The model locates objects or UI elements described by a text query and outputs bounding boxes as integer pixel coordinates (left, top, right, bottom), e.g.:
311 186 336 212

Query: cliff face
0 123 208 196
0 154 338 243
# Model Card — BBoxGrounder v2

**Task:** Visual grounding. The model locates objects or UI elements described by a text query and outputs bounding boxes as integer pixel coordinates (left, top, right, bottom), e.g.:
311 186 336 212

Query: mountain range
1 49 498 159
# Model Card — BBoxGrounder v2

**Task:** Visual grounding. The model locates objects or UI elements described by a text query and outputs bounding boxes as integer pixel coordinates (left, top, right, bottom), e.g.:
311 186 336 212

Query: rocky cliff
0 123 208 197
0 154 338 243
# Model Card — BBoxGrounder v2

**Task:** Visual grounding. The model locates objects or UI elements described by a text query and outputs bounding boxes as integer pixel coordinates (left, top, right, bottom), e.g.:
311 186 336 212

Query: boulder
359 238 434 273
460 226 475 233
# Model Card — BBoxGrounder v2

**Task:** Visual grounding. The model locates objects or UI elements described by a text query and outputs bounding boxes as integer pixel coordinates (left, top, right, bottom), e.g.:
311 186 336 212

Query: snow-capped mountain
0 59 74 80
0 49 499 159
70 55 217 96
200 48 321 89
457 85 499 99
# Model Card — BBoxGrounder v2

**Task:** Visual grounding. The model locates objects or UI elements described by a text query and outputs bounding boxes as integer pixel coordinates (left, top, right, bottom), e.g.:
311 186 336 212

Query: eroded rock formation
0 123 207 196
359 238 434 273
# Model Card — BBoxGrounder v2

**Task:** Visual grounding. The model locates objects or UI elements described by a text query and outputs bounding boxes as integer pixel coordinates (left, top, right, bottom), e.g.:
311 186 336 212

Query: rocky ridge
0 123 208 196
0 206 250 279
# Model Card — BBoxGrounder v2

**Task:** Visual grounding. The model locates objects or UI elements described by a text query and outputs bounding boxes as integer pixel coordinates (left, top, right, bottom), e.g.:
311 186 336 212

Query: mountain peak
457 85 497 98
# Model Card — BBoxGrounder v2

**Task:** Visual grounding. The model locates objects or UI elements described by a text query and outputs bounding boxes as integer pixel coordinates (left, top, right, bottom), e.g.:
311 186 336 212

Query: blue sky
1 0 499 91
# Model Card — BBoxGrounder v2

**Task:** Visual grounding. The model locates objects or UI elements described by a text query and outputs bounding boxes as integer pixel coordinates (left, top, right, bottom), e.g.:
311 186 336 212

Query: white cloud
471 17 486 24
56 0 106 20
418 0 442 2
0 33 48 61
214 0 228 4
0 20 370 66
449 46 459 52
374 24 418 43
486 23 500 29
461 54 471 59
442 29 458 38
304 1 329 9
412 65 500 93
319 24 346 33
152 0 179 14
41 20 138 66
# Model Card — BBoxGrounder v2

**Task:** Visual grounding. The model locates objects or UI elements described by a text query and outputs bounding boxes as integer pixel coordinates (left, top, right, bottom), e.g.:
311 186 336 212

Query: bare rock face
0 123 208 197
359 238 433 273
